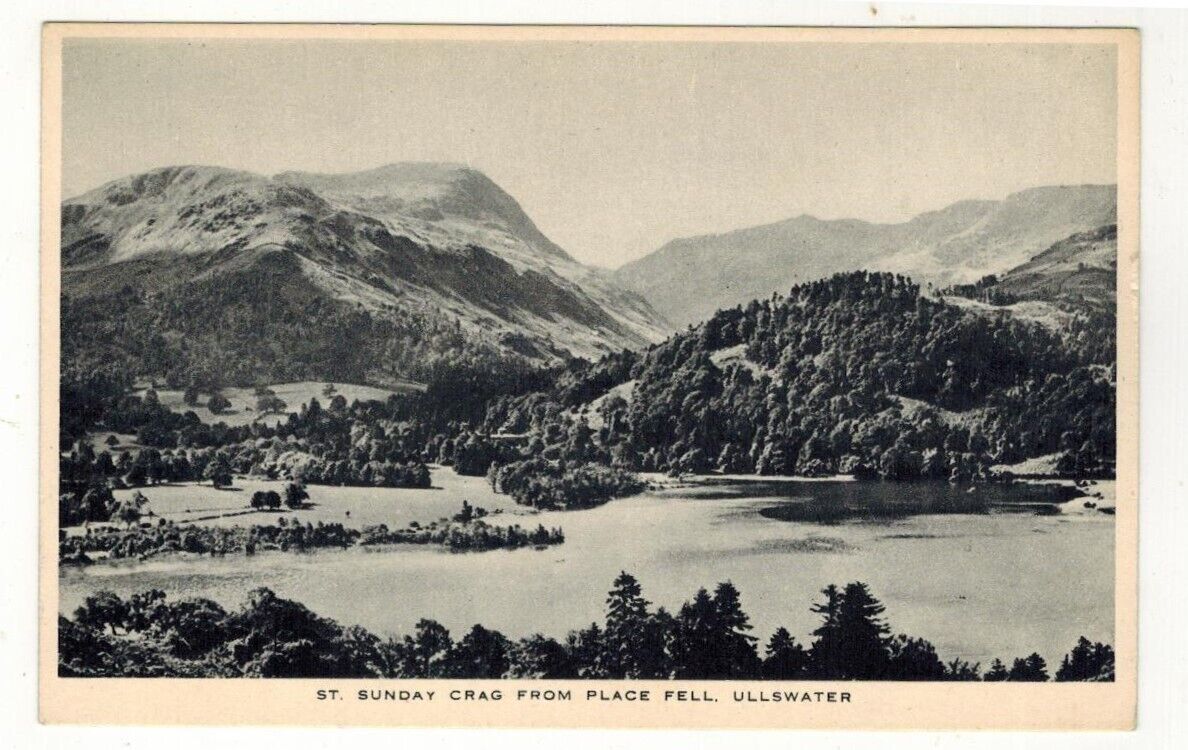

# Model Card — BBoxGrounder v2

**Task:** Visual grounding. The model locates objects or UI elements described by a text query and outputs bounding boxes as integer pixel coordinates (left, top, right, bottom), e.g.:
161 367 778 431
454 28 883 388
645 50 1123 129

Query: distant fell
613 185 1116 328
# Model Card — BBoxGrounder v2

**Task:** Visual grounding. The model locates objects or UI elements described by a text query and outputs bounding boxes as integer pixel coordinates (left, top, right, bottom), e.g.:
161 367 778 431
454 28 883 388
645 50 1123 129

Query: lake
59 468 1114 669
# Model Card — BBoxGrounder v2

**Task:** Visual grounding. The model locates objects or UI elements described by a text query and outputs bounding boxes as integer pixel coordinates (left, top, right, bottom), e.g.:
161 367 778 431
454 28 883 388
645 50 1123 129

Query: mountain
936 224 1117 333
60 164 668 387
982 224 1116 308
613 185 1116 328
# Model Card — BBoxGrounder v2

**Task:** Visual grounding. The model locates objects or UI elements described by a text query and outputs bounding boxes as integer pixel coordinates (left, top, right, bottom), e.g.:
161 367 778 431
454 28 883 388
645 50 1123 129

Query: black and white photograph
37 22 1144 730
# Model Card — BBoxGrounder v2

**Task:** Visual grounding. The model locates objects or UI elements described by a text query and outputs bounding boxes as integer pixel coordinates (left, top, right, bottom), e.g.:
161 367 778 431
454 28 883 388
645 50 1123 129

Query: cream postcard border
38 22 1140 730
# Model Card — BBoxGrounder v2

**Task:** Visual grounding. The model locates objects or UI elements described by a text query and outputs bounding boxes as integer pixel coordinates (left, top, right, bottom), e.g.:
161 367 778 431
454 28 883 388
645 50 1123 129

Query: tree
94 451 116 476
716 443 749 474
983 658 1009 681
123 462 148 487
761 627 807 679
207 392 232 415
115 499 142 528
807 584 844 678
453 433 497 476
1055 637 1114 682
104 434 120 447
833 582 891 679
80 484 115 522
256 395 288 416
672 588 717 678
157 597 228 658
443 625 512 678
203 454 233 488
670 582 760 679
711 581 760 678
599 571 665 678
944 658 982 681
74 591 129 635
397 619 453 677
183 387 200 407
885 635 946 680
283 482 309 510
249 490 281 511
1007 653 1049 681
506 634 574 678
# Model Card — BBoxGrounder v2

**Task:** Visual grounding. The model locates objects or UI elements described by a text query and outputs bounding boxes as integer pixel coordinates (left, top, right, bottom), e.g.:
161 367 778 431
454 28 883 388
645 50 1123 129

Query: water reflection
751 480 1083 523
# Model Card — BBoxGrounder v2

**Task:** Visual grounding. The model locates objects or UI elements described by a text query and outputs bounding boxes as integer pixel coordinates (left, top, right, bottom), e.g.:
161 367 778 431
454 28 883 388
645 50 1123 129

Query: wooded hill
483 271 1115 480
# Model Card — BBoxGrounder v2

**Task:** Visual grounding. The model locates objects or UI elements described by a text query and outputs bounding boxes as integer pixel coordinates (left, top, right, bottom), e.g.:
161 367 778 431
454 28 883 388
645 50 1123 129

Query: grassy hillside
990 225 1116 308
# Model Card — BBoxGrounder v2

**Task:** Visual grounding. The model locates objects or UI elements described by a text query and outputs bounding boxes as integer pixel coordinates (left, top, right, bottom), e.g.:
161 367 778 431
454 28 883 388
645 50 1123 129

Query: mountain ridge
614 184 1116 327
61 163 669 367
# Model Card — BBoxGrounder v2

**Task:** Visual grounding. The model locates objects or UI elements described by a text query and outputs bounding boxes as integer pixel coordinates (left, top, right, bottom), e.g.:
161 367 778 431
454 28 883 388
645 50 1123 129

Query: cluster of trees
357 519 564 552
482 272 1115 481
59 575 1114 681
60 518 357 564
59 503 566 565
942 274 1020 306
487 458 645 510
58 485 150 532
249 482 308 511
58 391 437 504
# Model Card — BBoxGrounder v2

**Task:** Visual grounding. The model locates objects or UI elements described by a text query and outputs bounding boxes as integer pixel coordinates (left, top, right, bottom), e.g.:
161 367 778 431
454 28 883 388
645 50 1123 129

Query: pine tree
885 634 947 680
599 571 665 678
835 581 891 679
712 581 760 678
1055 637 1114 681
983 658 1009 681
1006 653 1049 681
807 584 844 678
761 627 807 679
671 588 718 679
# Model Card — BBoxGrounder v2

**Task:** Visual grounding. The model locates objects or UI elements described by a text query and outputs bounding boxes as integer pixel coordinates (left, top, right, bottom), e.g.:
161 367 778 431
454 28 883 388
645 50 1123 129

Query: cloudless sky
62 38 1117 268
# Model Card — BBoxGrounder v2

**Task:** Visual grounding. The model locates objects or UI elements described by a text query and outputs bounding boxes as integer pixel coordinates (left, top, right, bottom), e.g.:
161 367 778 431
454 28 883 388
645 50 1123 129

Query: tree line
59 503 565 566
59 574 1113 681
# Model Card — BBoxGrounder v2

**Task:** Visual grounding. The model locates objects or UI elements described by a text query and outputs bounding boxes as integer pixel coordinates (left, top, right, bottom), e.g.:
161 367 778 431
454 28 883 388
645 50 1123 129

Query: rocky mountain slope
613 185 1116 328
61 164 668 382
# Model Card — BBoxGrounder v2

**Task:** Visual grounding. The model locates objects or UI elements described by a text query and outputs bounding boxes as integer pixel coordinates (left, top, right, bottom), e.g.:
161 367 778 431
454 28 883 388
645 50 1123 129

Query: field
67 467 529 535
139 380 425 427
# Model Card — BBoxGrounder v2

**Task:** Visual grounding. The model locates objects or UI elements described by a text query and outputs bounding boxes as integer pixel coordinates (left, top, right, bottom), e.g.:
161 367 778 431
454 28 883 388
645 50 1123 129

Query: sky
61 37 1118 268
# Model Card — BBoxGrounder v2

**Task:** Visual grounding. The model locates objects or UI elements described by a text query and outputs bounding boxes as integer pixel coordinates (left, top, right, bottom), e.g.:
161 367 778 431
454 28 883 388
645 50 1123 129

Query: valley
56 165 1119 683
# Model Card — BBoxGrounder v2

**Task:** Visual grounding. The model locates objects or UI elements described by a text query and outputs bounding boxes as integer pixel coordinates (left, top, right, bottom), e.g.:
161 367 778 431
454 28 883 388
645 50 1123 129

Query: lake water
59 469 1114 669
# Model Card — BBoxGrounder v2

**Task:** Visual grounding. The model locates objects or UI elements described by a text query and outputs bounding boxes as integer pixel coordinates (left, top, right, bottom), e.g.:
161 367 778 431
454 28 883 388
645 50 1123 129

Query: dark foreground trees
60 575 1114 682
